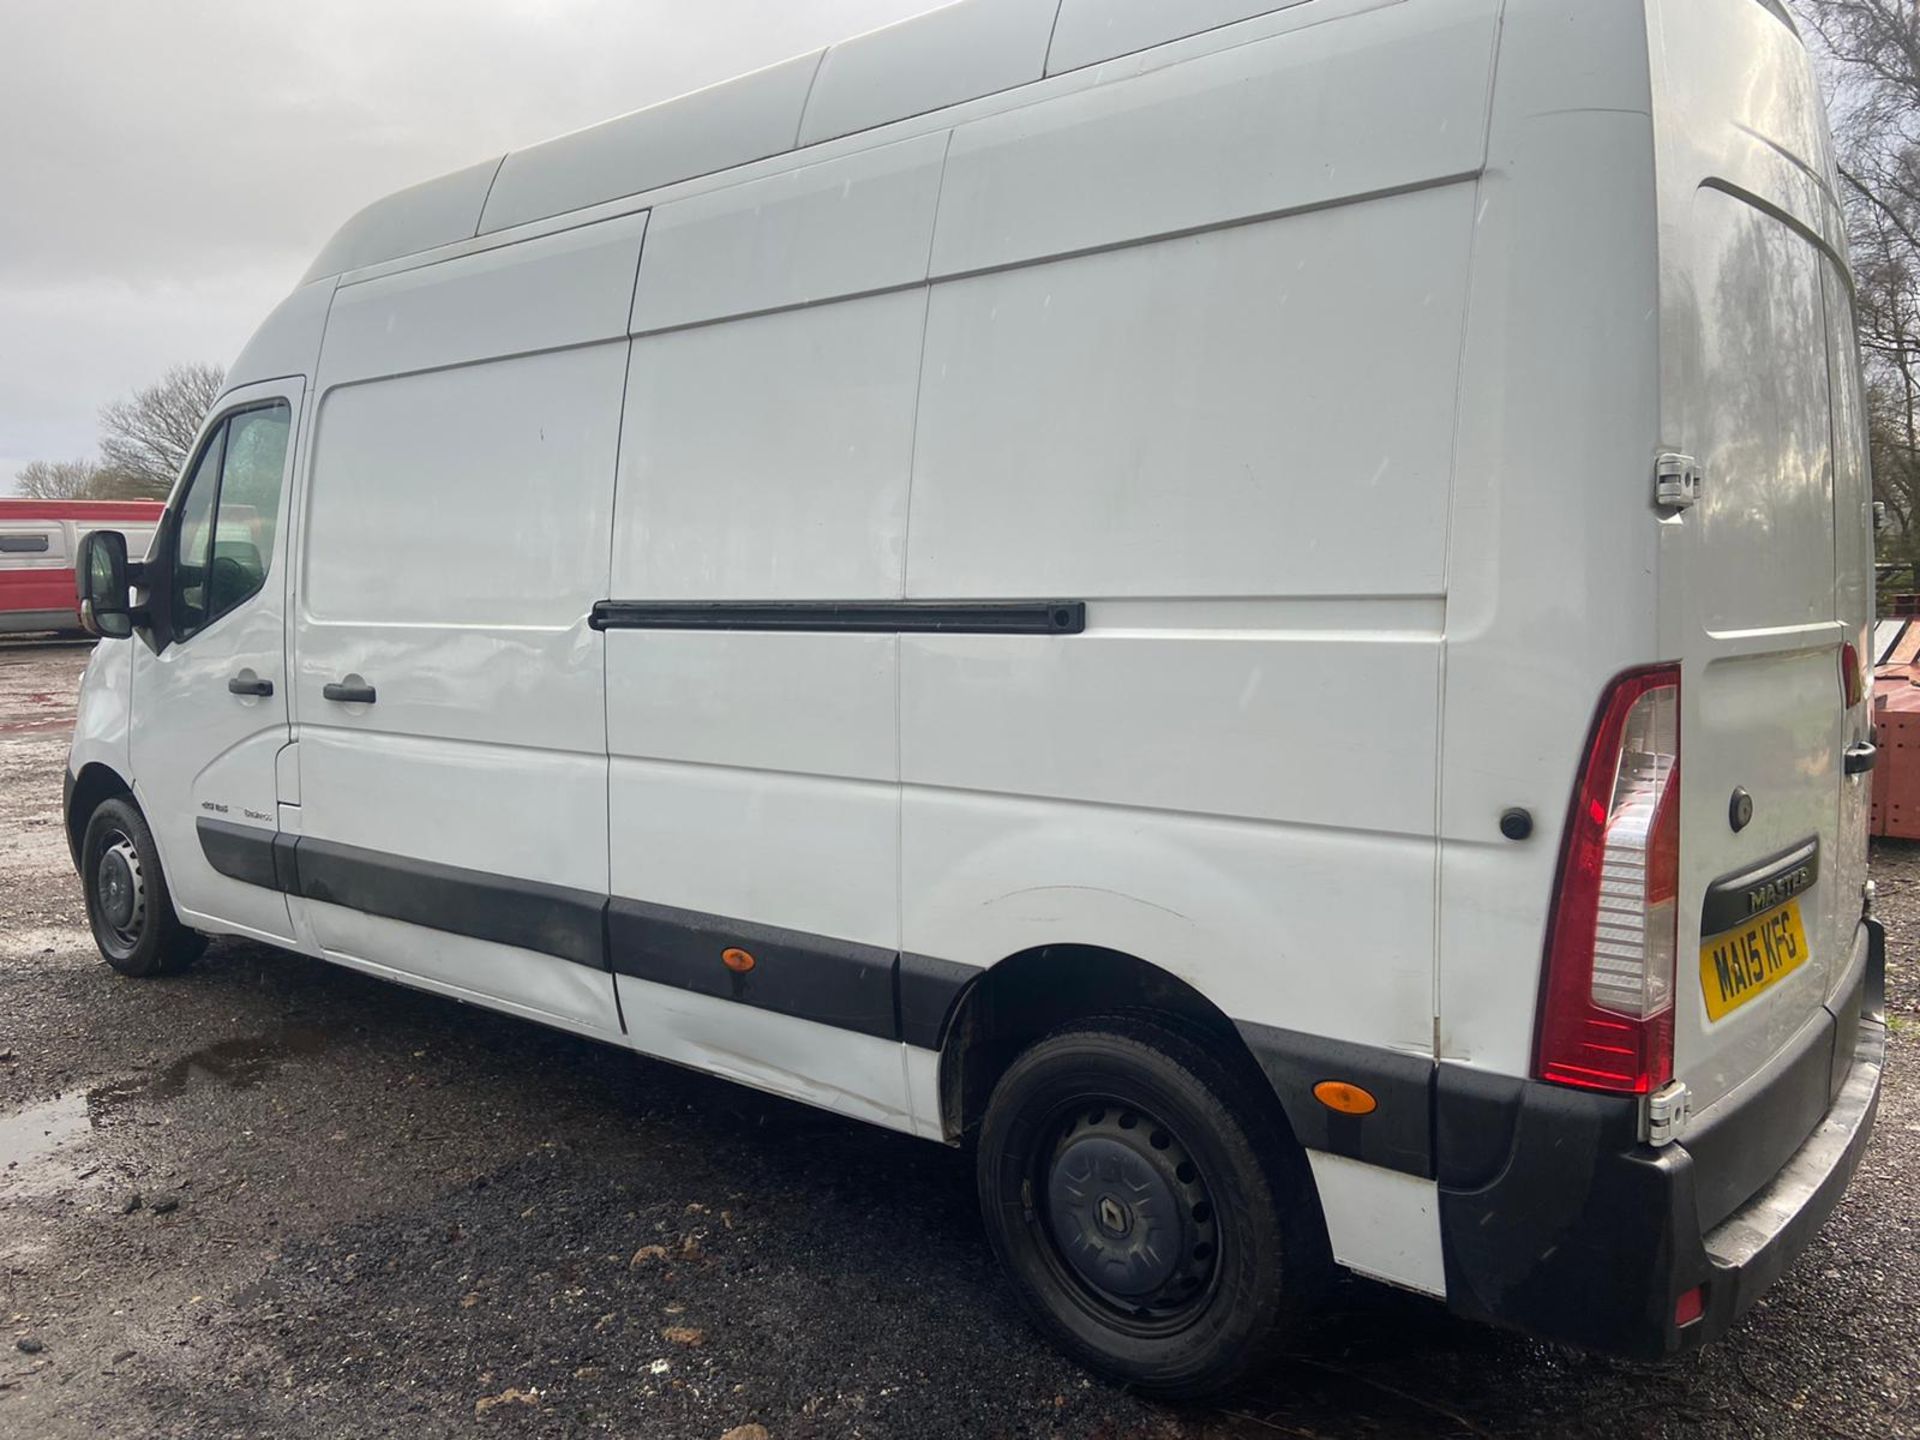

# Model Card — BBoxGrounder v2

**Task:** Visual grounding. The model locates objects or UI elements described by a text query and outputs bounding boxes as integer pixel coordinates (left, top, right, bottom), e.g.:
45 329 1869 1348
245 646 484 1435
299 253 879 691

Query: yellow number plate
1699 899 1810 1022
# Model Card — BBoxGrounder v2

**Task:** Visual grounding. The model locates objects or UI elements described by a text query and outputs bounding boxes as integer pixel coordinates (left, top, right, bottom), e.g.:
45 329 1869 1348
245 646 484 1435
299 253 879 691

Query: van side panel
1436 0 1661 1078
893 0 1496 1290
607 151 940 1125
291 216 645 1038
908 189 1472 603
930 0 1496 278
630 133 948 334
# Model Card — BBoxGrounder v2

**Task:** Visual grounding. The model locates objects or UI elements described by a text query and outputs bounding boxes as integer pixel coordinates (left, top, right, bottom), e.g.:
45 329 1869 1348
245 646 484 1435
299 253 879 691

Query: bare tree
1796 1 1920 581
15 459 108 500
97 362 226 499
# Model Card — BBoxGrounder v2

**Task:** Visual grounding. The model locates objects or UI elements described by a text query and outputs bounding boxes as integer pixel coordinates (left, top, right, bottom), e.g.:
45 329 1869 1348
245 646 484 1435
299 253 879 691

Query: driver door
129 379 302 943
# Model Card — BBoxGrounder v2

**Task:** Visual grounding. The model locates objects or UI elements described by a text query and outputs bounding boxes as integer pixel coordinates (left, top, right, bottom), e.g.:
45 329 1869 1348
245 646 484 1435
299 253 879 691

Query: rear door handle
322 679 377 705
227 673 273 697
1844 740 1878 776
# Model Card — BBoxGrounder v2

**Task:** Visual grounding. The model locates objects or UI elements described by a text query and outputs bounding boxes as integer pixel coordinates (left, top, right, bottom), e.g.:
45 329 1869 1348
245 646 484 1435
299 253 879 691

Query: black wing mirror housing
76 530 136 640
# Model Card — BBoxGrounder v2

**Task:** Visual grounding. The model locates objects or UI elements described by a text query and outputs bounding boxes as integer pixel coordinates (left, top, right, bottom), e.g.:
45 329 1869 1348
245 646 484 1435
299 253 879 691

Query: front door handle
1844 740 1878 776
322 678 377 705
227 673 273 697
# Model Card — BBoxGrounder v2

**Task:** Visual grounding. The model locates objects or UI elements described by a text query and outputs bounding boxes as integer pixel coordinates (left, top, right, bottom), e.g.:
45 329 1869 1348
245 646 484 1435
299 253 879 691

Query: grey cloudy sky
0 0 932 494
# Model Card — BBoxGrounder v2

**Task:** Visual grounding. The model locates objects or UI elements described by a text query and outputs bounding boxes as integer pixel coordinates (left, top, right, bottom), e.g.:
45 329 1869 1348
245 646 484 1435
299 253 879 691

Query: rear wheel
80 797 204 978
976 1015 1326 1397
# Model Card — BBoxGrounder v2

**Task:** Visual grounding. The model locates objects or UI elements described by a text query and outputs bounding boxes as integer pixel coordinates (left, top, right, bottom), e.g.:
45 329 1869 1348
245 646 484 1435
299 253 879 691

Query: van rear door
1667 187 1870 1120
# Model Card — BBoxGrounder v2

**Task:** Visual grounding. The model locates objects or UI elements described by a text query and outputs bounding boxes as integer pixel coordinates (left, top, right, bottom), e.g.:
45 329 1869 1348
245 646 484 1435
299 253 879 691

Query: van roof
301 0 1290 283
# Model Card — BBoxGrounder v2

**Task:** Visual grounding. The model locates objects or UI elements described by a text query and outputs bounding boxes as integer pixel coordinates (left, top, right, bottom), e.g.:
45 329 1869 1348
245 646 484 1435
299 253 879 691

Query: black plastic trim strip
198 817 280 892
295 836 606 969
191 820 979 1050
196 820 1438 1164
589 599 1086 635
897 952 979 1050
1236 1021 1435 1178
607 897 897 1039
1700 836 1819 938
196 819 604 969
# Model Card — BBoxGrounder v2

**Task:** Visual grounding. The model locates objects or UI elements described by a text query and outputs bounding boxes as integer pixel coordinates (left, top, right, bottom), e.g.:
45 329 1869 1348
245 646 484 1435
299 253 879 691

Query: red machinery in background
1873 610 1920 838
0 499 163 636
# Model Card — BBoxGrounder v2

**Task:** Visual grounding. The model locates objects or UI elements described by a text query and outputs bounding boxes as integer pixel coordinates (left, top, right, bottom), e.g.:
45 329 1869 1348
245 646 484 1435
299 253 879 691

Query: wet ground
1 638 1915 1439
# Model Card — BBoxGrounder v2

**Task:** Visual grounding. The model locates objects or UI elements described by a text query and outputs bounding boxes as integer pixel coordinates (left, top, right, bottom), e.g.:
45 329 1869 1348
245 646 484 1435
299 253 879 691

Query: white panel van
64 0 1885 1396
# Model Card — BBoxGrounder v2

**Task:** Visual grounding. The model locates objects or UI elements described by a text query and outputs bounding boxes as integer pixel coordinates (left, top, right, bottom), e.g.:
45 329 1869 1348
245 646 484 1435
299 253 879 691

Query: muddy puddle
0 1025 332 1198
87 1025 331 1117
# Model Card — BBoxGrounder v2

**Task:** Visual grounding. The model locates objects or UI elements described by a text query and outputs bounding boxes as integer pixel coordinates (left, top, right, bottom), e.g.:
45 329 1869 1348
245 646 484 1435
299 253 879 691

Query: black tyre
79 796 205 978
977 1015 1327 1398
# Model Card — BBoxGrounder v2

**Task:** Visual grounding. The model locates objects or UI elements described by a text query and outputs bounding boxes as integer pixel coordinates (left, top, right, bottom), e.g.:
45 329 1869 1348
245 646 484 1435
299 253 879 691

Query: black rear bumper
1437 919 1887 1358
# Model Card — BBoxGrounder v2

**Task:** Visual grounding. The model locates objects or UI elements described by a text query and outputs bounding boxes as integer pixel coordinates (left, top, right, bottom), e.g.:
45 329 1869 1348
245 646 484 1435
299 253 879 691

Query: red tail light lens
1535 666 1681 1095
1840 641 1865 709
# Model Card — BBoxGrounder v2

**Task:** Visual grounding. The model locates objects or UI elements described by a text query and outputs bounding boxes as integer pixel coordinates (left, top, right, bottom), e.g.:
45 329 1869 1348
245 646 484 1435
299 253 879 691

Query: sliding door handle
322 678 377 705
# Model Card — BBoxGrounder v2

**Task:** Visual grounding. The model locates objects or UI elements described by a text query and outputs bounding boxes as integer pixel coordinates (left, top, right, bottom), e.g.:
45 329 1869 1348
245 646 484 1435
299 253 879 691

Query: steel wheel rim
1023 1093 1223 1338
93 830 147 956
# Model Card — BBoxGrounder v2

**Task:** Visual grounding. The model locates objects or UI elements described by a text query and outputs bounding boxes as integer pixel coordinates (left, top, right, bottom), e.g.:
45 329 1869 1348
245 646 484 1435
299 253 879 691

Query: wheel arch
64 761 134 871
936 944 1300 1153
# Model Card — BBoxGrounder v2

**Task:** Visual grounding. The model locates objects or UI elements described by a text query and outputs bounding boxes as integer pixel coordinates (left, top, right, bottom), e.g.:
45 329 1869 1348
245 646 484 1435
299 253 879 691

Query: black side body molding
1236 1021 1435 1178
296 836 605 969
195 819 976 1050
607 897 898 1040
589 599 1086 635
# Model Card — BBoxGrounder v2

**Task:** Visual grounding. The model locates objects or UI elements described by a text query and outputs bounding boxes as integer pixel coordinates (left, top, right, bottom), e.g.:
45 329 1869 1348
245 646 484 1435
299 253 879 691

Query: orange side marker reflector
1313 1080 1378 1116
721 948 756 973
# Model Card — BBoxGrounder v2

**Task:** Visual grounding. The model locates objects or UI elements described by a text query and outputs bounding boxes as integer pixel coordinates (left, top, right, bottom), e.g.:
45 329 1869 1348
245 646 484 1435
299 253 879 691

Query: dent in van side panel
478 51 822 235
908 189 1474 600
1045 0 1313 75
303 906 623 1040
617 291 923 600
631 133 948 334
614 975 918 1132
321 213 647 384
930 0 1495 278
796 0 1061 148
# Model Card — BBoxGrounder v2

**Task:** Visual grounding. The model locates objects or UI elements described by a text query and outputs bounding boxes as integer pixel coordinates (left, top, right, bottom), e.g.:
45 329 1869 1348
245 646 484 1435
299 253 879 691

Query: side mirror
76 530 134 639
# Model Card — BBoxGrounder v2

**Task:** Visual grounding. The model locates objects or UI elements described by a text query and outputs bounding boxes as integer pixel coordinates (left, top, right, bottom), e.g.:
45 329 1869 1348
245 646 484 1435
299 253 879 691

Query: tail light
1536 666 1681 1095
1840 641 1865 709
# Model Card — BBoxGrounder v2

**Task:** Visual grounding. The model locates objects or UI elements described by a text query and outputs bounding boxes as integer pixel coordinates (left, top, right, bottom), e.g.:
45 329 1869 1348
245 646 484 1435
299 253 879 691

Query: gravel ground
1 639 1914 1440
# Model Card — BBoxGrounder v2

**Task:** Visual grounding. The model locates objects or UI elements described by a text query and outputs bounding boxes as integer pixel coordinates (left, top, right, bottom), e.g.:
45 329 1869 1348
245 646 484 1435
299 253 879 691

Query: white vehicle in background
62 0 1884 1396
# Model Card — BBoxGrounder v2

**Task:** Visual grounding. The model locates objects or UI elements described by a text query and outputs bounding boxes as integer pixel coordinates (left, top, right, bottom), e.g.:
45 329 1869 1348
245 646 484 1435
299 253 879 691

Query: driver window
171 427 225 640
208 403 291 617
169 399 292 643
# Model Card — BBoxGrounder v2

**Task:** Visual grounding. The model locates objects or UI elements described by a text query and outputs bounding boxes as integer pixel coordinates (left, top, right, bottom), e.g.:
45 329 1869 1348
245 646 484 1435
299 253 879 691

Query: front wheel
80 797 205 978
976 1016 1327 1398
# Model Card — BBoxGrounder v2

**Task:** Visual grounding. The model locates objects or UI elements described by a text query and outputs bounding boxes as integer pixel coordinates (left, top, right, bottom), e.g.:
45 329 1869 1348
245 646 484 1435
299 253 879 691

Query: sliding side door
286 214 646 1039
